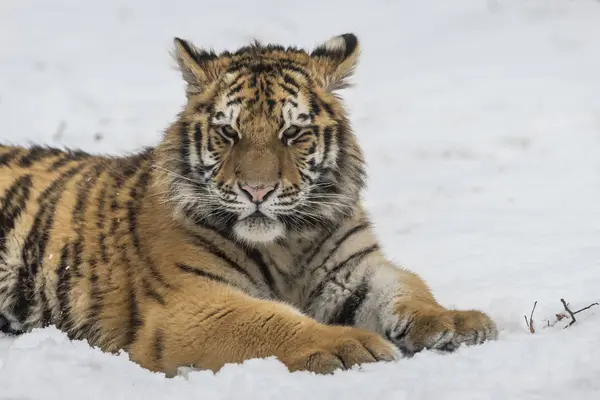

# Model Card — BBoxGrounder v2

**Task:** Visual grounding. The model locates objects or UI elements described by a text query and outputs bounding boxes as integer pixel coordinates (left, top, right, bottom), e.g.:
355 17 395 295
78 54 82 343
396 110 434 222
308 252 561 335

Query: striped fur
0 34 497 375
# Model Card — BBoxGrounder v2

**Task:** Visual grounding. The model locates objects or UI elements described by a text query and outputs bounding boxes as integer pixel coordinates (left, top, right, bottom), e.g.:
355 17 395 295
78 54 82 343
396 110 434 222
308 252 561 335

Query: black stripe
302 227 338 269
322 127 333 166
85 257 102 340
12 264 32 326
309 93 321 116
329 279 369 326
280 64 312 82
56 244 73 333
199 307 235 322
294 137 313 145
99 233 109 264
142 278 165 305
206 135 215 153
261 250 292 284
280 83 298 97
226 97 243 107
0 174 33 255
299 171 314 184
307 245 379 306
319 97 334 118
127 167 171 288
104 153 148 266
96 180 109 264
0 148 21 166
18 146 62 168
263 313 275 325
179 122 191 176
191 234 260 288
245 248 276 294
39 276 52 328
96 181 107 229
227 82 245 97
176 263 231 285
283 74 300 89
308 222 369 272
122 247 141 347
311 45 331 58
115 151 151 182
193 124 204 168
47 149 91 171
154 329 164 362
248 73 258 90
71 164 104 278
228 73 247 90
73 164 104 224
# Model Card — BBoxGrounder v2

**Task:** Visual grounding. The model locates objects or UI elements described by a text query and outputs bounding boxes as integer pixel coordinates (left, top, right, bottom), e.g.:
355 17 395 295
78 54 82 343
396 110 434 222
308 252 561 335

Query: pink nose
240 184 276 203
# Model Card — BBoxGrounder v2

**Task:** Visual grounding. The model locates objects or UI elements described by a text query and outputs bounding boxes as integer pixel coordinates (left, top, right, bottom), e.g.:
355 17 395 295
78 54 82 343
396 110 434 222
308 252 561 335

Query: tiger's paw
282 325 399 374
388 303 498 356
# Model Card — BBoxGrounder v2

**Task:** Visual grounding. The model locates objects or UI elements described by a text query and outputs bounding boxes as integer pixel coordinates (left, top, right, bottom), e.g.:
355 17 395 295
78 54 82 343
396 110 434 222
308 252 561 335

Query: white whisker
152 164 202 185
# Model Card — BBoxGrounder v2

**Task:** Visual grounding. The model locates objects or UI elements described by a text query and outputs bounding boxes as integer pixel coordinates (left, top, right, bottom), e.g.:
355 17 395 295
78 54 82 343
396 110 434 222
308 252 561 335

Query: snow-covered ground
1 0 600 398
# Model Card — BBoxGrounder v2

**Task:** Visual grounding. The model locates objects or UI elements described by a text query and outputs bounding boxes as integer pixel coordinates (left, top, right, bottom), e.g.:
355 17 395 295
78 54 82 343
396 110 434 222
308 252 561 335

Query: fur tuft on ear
172 38 219 95
309 33 360 92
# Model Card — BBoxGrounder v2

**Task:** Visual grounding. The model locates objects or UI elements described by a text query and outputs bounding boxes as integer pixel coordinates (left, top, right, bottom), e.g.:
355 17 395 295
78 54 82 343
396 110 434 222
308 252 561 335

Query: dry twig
524 301 537 333
560 298 599 328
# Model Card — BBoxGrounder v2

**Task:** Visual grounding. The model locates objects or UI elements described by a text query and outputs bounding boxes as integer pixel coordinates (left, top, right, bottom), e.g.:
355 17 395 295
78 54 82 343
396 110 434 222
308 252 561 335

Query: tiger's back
0 144 156 350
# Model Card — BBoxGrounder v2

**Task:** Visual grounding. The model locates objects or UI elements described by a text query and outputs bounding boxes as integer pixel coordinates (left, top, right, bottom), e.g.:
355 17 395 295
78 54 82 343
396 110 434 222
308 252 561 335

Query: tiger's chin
233 214 285 244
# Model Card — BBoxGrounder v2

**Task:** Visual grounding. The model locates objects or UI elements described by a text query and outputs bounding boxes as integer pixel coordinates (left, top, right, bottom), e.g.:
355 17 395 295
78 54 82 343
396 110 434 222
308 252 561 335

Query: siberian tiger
0 33 497 375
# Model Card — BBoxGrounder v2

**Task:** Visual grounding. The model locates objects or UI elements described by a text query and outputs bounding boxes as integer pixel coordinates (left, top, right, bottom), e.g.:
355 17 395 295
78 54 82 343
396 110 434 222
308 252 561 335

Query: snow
1 0 600 398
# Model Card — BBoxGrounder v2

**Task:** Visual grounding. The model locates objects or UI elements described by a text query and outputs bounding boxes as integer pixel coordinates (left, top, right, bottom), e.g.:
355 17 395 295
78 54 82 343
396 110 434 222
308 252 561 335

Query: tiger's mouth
241 210 271 220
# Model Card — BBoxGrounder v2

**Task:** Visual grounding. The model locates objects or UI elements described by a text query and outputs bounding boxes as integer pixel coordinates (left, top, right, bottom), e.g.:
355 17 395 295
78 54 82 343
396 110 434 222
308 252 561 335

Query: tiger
0 33 497 376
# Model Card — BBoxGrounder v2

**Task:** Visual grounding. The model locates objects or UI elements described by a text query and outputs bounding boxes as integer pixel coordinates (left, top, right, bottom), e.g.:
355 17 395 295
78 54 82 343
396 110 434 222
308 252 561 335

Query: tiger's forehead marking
211 71 314 136
281 91 312 126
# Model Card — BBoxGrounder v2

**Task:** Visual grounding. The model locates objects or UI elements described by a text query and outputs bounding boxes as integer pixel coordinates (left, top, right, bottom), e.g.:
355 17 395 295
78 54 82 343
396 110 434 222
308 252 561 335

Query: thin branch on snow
560 299 599 328
573 302 600 315
560 299 576 327
524 301 537 333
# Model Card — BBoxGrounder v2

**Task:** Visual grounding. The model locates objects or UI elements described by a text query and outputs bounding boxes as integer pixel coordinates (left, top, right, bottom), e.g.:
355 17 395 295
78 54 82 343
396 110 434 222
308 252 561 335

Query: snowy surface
1 0 600 398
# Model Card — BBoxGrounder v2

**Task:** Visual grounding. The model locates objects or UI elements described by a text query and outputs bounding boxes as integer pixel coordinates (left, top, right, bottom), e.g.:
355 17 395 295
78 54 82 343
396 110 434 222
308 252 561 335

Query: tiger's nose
239 183 277 203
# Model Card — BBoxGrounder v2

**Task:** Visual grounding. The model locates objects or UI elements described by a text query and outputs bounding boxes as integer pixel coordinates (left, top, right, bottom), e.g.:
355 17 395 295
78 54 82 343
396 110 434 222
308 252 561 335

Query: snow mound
1 318 600 399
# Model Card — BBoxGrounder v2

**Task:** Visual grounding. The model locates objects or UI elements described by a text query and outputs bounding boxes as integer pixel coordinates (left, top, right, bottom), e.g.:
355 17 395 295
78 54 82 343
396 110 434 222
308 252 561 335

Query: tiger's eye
217 125 239 143
281 125 304 145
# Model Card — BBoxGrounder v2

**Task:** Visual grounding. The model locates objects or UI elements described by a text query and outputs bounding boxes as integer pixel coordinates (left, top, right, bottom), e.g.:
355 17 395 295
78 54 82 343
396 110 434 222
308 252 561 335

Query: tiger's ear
309 33 360 92
172 37 220 95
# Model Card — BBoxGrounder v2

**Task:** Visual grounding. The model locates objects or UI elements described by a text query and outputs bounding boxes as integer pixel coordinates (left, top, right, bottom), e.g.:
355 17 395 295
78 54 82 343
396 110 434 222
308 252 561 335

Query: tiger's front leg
304 242 498 356
128 277 399 376
361 261 498 355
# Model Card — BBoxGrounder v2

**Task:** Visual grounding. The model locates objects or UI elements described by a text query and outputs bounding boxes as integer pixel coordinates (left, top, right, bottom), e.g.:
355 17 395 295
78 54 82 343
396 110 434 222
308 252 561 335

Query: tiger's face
157 34 365 244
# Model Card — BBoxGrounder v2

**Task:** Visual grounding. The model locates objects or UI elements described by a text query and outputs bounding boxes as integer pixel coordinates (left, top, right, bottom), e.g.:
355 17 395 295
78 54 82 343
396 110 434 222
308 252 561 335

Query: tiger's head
156 34 366 244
